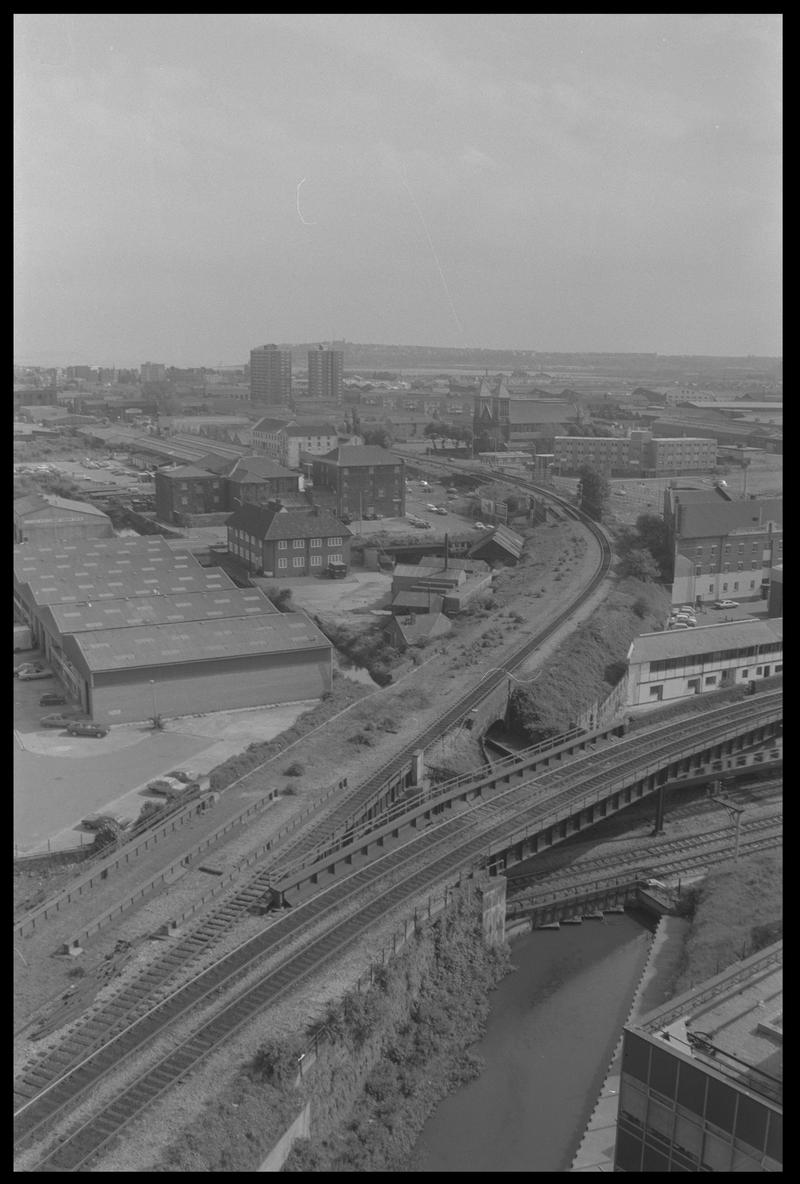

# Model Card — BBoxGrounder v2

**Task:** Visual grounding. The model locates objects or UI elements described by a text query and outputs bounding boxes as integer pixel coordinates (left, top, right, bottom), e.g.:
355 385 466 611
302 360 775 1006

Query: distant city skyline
15 15 781 364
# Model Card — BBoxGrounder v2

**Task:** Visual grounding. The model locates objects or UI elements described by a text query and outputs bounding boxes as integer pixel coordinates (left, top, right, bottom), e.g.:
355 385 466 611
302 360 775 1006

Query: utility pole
708 779 744 862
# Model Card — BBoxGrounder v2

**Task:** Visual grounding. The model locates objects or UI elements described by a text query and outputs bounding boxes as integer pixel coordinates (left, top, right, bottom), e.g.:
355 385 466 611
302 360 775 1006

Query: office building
614 942 782 1172
250 344 292 405
307 345 343 401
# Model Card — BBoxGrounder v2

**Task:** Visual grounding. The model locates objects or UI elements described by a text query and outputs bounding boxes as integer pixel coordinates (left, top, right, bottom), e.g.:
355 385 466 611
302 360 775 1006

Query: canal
411 911 653 1173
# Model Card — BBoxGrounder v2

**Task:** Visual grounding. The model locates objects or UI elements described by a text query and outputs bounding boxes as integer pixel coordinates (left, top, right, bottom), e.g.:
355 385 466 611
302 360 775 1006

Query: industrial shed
14 493 113 544
61 613 333 723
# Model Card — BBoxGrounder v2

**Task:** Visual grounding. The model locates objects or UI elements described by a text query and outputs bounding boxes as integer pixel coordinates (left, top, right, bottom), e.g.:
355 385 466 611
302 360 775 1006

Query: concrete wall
258 1102 311 1171
479 877 507 946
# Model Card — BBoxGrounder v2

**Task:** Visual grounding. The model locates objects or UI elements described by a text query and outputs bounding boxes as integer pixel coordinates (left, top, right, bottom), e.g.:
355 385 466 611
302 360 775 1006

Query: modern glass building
614 942 782 1172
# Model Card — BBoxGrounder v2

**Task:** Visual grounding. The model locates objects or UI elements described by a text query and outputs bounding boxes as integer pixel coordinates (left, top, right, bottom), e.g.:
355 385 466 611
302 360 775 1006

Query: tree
577 465 609 522
424 422 445 451
362 427 390 449
620 548 662 582
633 513 672 576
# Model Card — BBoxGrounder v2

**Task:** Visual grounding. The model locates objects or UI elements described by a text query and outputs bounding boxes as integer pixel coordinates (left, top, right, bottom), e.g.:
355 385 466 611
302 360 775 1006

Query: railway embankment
148 885 510 1172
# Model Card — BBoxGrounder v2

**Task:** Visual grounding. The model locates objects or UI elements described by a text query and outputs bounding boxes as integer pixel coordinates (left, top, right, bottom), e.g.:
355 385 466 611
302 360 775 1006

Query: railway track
506 780 783 889
15 693 781 1167
507 813 783 898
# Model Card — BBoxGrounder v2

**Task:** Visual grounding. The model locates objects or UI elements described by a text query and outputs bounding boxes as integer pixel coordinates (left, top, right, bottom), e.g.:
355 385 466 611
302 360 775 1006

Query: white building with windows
251 417 340 469
625 619 782 710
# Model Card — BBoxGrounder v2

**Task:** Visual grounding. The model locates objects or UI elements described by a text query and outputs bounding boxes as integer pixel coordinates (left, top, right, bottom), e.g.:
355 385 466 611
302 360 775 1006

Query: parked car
712 600 739 609
434 506 448 515
473 521 486 530
166 770 195 784
65 720 109 738
41 713 86 728
19 667 54 681
39 692 67 706
669 622 690 630
14 662 43 678
445 487 458 495
426 503 438 512
679 605 695 613
419 480 431 489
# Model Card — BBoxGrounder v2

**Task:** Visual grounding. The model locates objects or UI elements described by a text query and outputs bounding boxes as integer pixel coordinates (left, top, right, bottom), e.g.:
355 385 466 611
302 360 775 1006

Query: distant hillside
279 342 780 381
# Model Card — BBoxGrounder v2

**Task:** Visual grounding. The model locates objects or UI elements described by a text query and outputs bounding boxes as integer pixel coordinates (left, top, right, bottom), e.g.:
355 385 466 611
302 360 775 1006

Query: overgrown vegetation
208 674 371 791
615 513 673 580
673 849 782 991
506 578 670 743
577 465 610 522
154 890 510 1173
315 616 400 687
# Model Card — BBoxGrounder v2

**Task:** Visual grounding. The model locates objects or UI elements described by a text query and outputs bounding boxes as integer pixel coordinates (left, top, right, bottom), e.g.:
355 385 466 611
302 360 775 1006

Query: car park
65 720 109 738
712 600 739 610
39 692 67 706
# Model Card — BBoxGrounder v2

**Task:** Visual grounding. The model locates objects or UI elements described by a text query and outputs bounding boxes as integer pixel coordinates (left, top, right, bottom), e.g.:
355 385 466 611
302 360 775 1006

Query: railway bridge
269 691 782 902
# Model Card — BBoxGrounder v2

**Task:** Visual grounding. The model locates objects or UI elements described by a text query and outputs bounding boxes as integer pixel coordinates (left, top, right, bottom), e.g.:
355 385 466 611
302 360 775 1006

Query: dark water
413 912 652 1173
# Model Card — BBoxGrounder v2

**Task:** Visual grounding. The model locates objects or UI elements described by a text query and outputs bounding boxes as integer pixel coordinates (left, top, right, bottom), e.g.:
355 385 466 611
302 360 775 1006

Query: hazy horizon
15 14 781 367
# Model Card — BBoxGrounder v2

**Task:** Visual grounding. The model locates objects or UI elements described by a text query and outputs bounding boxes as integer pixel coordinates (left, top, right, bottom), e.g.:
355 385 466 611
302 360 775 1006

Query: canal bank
410 911 655 1173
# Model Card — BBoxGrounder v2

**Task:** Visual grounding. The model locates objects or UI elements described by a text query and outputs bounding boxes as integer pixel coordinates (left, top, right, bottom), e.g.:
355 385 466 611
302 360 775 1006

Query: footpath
569 915 690 1172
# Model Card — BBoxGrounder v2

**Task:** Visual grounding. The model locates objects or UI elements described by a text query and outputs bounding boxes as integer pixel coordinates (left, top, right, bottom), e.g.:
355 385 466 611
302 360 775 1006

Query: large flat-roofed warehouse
14 537 332 722
61 613 332 723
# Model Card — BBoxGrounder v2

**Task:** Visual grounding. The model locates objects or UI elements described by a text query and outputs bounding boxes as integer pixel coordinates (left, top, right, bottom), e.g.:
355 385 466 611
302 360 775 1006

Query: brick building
155 457 301 524
311 445 405 520
553 431 717 476
226 502 352 577
664 489 782 606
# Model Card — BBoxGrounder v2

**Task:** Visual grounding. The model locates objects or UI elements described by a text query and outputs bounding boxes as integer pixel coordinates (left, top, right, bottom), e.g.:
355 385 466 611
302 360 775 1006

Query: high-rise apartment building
250 344 292 405
140 362 166 384
307 345 343 401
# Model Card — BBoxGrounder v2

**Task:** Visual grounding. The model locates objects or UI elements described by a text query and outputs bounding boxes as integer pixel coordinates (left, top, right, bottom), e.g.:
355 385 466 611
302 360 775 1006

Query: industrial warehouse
13 536 332 723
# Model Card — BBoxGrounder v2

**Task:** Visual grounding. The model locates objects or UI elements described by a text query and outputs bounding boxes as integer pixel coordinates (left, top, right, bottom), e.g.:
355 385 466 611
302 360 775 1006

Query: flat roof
65 611 330 672
22 566 236 607
629 618 782 664
635 942 782 1105
44 587 276 634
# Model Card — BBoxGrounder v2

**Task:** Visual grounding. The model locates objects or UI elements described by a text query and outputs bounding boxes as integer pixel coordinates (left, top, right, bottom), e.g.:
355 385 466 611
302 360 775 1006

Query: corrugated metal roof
14 493 109 519
67 611 330 672
629 618 782 664
157 464 218 479
44 587 276 633
477 525 524 559
22 566 235 607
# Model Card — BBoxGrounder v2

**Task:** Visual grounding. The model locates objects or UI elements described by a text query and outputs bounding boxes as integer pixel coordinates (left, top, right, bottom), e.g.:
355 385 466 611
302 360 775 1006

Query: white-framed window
293 538 304 549
329 536 342 546
292 556 304 568
278 558 288 569
329 553 342 564
277 540 287 550
741 669 749 678
310 555 322 567
310 538 322 548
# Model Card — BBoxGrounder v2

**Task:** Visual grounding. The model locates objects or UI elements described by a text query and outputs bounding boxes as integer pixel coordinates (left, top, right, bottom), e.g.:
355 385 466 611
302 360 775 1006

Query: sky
14 13 781 366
